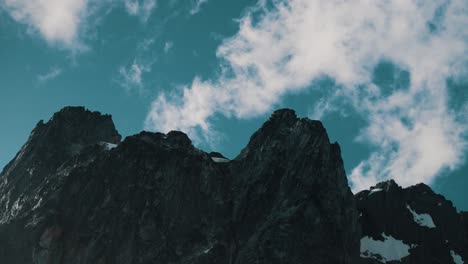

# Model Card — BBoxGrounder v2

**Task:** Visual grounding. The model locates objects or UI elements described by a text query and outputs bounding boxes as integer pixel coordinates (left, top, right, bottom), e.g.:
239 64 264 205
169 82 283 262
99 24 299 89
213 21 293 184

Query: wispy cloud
124 0 156 22
190 0 208 15
118 61 151 92
37 67 62 83
138 38 155 51
146 0 468 191
164 41 173 53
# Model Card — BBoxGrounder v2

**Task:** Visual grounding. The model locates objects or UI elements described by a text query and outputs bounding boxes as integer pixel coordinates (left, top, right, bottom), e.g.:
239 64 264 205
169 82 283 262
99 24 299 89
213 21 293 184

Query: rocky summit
356 180 468 264
0 106 466 264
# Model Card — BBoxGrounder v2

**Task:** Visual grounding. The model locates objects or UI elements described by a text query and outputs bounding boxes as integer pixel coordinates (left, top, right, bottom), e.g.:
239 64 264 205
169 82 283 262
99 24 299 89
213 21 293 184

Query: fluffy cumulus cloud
146 0 468 191
0 0 157 48
1 0 88 46
124 0 156 22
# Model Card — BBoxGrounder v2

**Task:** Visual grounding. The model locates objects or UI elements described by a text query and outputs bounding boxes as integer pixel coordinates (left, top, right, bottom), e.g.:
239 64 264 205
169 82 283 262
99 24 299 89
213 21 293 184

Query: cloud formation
1 0 157 48
190 0 208 15
164 41 173 53
37 66 63 83
124 0 156 22
1 0 88 47
118 61 151 92
146 0 468 191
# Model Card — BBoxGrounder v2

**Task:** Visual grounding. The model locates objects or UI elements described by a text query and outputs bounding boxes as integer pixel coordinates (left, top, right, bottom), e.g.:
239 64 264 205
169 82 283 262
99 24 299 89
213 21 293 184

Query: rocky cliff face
1 107 467 264
0 107 360 264
356 180 468 264
0 107 121 264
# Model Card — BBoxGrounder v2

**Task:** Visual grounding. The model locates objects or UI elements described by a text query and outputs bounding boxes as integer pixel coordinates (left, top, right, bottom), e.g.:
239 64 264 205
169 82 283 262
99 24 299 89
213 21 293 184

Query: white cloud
164 41 173 53
37 66 63 83
118 61 151 91
1 0 88 47
146 0 468 191
190 0 208 15
124 0 156 22
138 38 155 51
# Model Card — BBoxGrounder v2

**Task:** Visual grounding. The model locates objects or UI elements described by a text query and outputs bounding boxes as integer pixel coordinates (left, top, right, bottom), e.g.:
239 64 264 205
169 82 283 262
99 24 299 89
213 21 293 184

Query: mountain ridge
0 106 466 264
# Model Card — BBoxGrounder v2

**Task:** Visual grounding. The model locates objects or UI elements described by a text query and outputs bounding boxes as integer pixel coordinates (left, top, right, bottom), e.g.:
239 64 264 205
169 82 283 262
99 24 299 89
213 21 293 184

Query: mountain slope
0 107 359 264
356 180 468 263
0 106 121 264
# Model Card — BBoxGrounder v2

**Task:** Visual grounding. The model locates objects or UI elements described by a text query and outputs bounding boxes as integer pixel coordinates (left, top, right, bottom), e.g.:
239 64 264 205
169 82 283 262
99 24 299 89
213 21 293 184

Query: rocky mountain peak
0 107 122 227
118 131 194 154
372 179 402 193
0 107 361 264
1 106 466 264
2 106 121 174
269 108 297 123
238 108 328 160
166 130 192 147
43 106 121 145
357 181 467 263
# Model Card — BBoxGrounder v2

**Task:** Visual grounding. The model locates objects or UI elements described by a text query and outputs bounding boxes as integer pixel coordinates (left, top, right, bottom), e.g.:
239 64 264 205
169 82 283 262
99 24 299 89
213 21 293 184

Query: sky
0 0 467 210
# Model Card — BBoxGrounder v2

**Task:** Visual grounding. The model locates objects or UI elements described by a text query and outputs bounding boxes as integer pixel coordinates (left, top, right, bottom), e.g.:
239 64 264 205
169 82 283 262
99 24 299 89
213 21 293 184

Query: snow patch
451 250 464 264
211 157 230 163
360 233 414 263
203 244 214 254
100 142 118 150
27 168 35 175
369 188 383 195
406 204 436 228
10 197 24 219
32 197 43 210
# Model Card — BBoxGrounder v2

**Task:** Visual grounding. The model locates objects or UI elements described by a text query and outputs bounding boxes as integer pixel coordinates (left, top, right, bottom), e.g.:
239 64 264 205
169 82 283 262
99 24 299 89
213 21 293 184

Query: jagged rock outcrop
3 106 466 264
0 107 121 264
0 107 360 264
229 109 359 263
356 180 468 264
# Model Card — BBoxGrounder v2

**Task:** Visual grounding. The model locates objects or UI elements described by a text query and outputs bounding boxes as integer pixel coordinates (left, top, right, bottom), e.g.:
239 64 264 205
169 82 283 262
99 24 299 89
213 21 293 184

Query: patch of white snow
369 188 383 195
211 157 230 163
32 197 43 210
203 244 214 254
360 233 414 263
100 142 118 150
406 204 436 228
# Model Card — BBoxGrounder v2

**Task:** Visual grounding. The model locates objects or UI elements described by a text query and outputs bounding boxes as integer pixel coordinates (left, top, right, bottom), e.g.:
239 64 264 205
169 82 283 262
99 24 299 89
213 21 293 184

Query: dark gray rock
230 109 360 264
462 211 468 250
0 106 121 264
0 107 359 264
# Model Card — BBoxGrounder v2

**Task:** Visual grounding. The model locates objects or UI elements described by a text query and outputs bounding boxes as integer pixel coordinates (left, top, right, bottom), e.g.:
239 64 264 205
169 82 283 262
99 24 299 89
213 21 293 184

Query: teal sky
0 0 467 210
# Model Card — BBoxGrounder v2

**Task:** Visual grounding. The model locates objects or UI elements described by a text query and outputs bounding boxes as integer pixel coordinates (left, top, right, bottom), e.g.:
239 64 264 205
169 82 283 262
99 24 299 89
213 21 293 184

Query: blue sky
0 0 467 210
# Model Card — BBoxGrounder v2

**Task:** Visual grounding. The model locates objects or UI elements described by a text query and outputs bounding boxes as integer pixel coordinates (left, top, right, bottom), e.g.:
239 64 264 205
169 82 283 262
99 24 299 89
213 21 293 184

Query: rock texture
0 107 359 264
356 180 468 264
0 107 121 264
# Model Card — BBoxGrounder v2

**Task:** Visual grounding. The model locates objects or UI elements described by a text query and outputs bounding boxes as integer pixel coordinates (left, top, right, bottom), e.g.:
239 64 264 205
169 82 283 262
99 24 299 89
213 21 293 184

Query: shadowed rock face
3 106 466 264
356 180 468 264
0 106 121 264
0 107 360 264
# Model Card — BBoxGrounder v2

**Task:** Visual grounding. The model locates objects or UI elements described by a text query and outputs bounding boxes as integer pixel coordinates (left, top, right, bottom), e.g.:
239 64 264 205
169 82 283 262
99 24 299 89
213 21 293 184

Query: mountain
356 180 468 263
0 106 466 264
0 107 121 263
0 107 359 264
